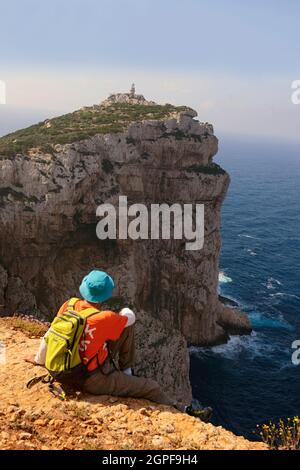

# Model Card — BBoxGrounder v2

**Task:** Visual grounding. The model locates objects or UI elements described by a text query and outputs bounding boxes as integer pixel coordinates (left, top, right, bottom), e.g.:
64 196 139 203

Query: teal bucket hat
79 270 115 303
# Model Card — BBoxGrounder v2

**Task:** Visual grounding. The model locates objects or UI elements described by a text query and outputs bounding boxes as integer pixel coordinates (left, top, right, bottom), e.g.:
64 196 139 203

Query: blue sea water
190 136 300 440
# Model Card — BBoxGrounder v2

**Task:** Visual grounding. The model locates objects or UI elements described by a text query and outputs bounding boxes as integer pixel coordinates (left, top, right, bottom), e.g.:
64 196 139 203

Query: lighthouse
130 83 136 97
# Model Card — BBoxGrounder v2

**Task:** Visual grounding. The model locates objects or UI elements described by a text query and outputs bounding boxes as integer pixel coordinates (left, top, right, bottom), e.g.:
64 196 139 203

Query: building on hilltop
130 83 136 97
104 85 155 106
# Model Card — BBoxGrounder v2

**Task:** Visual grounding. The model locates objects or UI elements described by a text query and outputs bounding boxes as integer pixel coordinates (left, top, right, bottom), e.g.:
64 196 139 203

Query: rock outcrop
0 318 265 450
0 93 251 401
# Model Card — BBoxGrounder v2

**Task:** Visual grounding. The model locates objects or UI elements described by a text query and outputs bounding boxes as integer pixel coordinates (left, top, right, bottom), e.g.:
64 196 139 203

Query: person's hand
119 307 136 327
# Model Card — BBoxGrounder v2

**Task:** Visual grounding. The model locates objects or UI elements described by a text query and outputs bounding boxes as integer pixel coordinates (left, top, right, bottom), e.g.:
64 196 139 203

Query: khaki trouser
83 325 185 411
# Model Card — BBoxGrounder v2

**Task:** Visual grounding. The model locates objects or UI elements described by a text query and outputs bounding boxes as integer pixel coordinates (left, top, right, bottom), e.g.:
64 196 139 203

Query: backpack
44 297 100 385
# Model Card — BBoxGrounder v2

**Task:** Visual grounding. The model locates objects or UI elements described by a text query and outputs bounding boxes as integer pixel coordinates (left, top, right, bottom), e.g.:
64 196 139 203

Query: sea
190 135 300 440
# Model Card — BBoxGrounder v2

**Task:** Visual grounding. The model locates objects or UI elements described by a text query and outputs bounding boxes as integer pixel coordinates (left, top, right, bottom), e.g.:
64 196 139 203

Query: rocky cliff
0 92 251 402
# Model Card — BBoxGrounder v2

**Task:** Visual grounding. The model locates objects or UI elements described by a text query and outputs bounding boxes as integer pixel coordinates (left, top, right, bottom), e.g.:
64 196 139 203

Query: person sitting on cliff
25 270 212 421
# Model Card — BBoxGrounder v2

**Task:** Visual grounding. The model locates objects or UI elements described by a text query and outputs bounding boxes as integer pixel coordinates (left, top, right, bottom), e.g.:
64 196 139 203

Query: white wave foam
246 249 257 256
219 272 233 284
266 277 282 290
238 234 259 240
190 331 276 361
270 292 300 300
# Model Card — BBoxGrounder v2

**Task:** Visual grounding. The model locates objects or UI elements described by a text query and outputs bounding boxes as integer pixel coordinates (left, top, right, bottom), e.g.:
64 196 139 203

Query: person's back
57 298 132 372
27 270 212 422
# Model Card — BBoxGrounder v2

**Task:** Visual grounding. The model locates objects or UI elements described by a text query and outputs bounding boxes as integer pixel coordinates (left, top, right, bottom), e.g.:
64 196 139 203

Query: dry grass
4 316 48 338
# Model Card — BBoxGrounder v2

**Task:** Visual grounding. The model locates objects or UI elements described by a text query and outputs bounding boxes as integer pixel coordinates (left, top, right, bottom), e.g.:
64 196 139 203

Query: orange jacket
57 300 127 371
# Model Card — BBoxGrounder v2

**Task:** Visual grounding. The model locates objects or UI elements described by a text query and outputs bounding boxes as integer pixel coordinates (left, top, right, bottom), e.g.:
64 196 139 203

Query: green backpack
44 297 100 383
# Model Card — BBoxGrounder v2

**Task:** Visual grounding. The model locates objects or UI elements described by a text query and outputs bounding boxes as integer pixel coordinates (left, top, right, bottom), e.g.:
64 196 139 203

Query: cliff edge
0 317 264 450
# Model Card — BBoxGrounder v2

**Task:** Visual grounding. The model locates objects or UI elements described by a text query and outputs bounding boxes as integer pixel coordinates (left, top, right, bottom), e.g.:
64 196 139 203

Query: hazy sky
0 0 299 141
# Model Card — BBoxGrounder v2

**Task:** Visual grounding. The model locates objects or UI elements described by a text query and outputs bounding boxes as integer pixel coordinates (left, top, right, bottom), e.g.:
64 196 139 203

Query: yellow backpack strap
78 307 100 320
67 297 80 310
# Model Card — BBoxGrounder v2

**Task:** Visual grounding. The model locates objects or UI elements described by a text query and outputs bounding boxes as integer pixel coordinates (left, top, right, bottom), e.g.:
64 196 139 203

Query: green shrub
102 159 114 174
185 163 226 175
126 136 136 145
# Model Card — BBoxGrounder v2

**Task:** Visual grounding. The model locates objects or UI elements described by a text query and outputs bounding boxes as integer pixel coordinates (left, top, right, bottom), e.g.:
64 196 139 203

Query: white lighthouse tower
130 83 136 98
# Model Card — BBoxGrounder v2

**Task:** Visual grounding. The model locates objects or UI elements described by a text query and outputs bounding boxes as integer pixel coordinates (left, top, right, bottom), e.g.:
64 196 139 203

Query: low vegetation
259 417 300 450
0 103 189 157
185 163 226 176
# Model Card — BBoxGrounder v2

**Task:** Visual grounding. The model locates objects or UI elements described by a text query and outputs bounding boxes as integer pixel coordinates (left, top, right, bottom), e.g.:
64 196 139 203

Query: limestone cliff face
0 95 251 401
